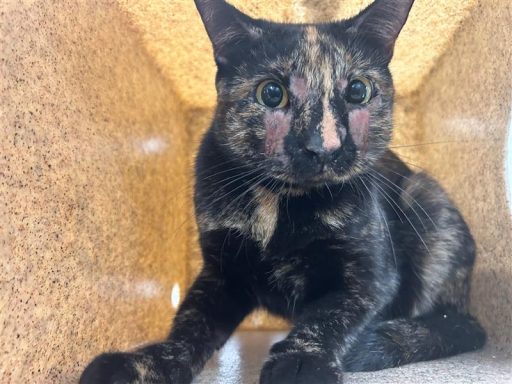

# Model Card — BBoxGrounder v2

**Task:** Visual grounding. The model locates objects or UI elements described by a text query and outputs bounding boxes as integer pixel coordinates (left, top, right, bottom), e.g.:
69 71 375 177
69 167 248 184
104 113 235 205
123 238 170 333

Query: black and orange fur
81 1 485 383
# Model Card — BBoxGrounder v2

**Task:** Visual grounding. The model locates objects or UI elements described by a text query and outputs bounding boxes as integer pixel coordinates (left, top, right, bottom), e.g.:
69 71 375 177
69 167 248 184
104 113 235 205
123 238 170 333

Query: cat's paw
79 352 192 384
80 352 147 384
259 352 343 384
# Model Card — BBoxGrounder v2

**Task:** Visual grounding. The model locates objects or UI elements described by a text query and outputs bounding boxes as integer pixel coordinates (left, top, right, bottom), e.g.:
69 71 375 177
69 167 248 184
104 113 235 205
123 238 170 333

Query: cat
80 0 486 383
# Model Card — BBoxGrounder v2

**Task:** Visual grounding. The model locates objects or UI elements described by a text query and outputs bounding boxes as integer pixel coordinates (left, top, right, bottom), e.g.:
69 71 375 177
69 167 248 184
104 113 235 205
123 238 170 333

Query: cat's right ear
194 0 262 65
344 0 415 63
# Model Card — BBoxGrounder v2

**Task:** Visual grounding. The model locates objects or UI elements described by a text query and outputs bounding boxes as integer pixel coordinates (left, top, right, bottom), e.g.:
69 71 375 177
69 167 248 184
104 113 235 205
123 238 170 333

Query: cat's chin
265 172 351 193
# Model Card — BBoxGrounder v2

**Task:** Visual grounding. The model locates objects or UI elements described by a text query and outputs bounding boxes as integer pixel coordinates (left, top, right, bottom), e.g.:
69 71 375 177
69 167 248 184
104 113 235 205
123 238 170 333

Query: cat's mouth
278 157 357 187
265 165 353 190
259 145 363 189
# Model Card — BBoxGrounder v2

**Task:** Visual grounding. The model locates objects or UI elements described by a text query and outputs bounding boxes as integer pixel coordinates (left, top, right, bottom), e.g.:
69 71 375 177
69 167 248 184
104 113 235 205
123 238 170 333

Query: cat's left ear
194 0 262 65
345 0 415 62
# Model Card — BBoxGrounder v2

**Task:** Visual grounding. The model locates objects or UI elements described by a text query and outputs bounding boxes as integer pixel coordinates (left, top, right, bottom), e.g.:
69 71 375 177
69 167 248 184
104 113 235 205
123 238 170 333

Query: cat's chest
221 190 357 317
249 186 280 248
249 188 353 254
248 239 346 318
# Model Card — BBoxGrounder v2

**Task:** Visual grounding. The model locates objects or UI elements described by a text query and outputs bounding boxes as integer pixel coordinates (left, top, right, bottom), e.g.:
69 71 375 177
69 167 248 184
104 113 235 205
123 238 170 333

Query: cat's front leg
260 295 377 384
80 266 254 384
260 258 396 384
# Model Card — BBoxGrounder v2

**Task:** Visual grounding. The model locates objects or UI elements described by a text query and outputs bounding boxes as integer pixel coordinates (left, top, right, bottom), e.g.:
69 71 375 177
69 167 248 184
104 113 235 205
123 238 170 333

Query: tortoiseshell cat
81 0 486 383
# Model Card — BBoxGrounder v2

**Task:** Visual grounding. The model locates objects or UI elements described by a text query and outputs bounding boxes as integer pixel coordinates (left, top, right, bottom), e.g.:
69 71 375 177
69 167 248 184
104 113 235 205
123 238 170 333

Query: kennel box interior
1 0 511 382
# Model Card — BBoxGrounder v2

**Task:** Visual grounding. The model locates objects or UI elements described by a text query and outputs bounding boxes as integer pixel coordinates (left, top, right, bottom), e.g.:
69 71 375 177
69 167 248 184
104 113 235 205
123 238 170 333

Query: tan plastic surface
1 0 510 382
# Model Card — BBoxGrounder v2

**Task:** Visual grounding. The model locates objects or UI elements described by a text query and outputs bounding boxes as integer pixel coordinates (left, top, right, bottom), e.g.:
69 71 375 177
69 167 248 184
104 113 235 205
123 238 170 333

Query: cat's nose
305 134 339 164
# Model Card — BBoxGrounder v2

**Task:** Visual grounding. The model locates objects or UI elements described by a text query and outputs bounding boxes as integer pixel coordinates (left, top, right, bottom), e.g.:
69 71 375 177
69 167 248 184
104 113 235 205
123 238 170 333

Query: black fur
80 1 485 383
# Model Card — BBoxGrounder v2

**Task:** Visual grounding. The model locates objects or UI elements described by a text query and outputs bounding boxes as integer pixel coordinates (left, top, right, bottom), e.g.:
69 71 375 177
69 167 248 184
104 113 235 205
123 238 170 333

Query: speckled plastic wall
1 0 510 382
1 1 192 382
412 0 512 352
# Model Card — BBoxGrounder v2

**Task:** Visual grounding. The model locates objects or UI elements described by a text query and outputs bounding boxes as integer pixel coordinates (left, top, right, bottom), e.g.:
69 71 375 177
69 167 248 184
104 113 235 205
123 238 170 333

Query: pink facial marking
349 108 370 154
321 98 341 152
264 110 292 156
337 78 348 91
289 76 308 103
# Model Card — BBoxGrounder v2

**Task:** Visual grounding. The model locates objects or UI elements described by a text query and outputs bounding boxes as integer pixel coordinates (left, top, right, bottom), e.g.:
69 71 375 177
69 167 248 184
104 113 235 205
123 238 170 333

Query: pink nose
305 133 340 163
322 131 342 152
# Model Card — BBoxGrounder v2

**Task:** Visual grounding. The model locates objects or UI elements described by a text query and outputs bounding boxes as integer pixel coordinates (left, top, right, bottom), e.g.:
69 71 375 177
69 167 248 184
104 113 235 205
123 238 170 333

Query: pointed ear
347 0 415 62
194 0 262 65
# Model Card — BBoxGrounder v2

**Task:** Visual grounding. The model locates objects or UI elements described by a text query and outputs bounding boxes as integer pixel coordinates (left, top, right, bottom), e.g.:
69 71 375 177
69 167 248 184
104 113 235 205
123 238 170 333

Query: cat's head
195 0 414 188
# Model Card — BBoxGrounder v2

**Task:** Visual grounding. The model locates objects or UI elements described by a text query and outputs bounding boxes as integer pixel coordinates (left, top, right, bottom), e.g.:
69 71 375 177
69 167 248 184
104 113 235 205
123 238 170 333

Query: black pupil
347 80 367 104
262 82 283 107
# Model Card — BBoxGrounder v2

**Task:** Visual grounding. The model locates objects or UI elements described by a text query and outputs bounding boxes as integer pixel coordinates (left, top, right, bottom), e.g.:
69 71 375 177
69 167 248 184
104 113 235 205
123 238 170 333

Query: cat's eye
346 77 372 105
256 80 289 109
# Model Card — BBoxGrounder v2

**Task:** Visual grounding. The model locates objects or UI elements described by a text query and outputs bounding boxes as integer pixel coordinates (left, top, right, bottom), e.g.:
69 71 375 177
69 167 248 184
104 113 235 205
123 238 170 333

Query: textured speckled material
410 0 512 353
0 0 511 382
1 1 192 382
195 332 512 384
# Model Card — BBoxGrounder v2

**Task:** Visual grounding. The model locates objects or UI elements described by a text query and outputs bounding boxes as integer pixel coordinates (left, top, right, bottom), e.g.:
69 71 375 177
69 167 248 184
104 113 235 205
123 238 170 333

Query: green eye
346 77 372 104
256 80 289 108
